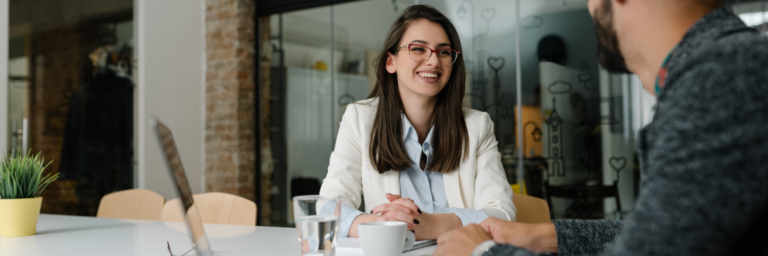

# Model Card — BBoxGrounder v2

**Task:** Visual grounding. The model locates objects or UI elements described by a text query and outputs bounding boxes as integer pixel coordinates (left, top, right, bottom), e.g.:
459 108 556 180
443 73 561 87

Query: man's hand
479 218 527 247
480 218 559 254
433 224 492 256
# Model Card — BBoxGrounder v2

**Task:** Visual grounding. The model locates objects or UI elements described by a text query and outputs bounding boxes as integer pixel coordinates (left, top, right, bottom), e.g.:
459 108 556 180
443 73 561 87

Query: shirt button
425 201 431 206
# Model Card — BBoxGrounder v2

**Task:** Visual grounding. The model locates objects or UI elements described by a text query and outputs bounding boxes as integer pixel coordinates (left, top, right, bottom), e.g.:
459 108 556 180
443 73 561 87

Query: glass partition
265 6 334 226
516 0 644 219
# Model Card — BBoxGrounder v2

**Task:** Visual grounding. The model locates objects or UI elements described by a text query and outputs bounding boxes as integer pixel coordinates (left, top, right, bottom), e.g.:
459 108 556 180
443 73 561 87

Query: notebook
337 237 437 254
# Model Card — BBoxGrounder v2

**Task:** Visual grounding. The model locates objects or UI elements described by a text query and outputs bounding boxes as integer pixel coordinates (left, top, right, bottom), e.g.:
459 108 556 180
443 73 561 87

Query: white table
0 214 436 256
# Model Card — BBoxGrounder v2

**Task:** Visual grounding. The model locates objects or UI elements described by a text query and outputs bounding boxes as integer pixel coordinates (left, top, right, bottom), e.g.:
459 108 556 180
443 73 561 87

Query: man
434 0 768 255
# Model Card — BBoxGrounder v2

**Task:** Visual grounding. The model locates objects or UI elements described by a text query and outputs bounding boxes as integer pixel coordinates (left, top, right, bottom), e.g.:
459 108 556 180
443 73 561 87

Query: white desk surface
0 214 436 256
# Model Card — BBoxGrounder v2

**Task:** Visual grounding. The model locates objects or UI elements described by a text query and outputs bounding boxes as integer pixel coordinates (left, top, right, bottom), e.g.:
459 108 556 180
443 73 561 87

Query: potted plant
0 150 58 237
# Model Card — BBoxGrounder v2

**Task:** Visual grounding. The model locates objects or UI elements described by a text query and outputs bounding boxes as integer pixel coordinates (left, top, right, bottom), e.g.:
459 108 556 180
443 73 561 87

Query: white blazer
319 98 516 221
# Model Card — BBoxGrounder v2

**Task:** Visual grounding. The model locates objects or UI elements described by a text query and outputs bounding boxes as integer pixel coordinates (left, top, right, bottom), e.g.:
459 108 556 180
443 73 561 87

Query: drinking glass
293 195 341 256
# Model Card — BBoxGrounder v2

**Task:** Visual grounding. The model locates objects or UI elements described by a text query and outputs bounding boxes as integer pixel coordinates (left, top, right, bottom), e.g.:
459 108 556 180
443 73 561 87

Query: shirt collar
402 115 412 141
401 114 435 148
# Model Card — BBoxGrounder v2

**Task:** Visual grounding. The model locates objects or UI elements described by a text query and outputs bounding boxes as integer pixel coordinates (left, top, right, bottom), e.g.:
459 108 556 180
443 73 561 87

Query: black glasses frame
167 241 195 256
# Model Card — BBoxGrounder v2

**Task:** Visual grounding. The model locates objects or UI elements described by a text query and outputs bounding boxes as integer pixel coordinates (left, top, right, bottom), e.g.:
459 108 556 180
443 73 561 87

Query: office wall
136 0 206 199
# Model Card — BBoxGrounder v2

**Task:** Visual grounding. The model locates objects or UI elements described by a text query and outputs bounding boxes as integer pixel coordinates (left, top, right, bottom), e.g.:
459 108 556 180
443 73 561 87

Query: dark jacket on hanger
59 70 134 195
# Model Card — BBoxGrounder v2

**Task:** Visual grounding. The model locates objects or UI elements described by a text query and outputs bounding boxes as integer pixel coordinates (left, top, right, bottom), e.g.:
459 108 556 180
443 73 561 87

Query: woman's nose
423 52 440 67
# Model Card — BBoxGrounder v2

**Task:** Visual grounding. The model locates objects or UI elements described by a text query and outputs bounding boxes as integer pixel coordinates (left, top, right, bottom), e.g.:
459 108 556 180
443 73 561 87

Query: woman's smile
416 71 442 84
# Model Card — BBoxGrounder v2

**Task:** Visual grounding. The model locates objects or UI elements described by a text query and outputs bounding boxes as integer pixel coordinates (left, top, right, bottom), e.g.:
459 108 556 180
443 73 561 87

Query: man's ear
385 52 397 74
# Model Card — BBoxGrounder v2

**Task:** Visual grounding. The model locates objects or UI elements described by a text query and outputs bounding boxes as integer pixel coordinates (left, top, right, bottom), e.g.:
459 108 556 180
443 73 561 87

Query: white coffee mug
358 221 415 256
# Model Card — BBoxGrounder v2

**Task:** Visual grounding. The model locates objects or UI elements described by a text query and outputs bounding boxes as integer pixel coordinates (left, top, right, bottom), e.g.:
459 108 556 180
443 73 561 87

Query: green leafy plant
0 150 58 199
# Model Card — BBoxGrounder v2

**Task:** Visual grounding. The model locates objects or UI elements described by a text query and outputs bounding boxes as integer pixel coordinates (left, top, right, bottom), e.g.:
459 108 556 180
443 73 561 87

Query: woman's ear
385 52 397 74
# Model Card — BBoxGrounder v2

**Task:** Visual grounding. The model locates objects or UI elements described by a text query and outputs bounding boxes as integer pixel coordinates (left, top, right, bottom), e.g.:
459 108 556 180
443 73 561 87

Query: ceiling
10 0 132 33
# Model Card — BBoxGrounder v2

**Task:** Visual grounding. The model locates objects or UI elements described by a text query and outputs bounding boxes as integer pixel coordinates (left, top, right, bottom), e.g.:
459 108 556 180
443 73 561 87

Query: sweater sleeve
482 219 623 256
553 219 623 256
483 244 540 256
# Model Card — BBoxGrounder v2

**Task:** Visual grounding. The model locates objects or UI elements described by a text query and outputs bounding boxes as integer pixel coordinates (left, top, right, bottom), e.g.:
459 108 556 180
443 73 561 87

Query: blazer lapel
443 170 465 208
383 170 401 196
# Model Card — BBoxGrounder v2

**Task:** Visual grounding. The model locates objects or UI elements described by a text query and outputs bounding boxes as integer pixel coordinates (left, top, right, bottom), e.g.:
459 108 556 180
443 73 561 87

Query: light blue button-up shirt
321 115 489 238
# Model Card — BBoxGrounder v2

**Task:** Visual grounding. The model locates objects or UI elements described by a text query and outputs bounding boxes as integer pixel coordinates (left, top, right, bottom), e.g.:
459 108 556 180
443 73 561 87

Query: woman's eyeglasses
394 44 460 65
167 241 195 256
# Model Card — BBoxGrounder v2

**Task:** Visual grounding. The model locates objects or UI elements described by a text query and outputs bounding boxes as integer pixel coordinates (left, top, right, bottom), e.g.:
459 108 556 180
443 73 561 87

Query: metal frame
0 0 8 152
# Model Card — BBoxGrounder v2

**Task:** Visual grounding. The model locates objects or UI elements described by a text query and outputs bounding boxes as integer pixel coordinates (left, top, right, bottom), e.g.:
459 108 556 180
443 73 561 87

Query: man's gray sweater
485 8 768 256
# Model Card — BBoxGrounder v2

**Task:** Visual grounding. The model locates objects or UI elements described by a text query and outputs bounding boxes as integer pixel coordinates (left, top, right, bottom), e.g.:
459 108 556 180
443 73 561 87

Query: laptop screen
151 117 213 256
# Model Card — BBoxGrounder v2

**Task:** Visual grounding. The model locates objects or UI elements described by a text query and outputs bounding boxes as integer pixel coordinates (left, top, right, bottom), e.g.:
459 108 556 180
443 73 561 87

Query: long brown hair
367 5 468 174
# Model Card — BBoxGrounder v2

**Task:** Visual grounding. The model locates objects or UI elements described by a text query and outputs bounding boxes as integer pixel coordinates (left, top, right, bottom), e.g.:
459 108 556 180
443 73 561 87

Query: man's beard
593 0 631 74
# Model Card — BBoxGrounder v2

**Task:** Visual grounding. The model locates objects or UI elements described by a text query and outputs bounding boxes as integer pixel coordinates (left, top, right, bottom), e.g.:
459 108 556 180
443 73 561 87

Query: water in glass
293 195 340 256
296 215 339 256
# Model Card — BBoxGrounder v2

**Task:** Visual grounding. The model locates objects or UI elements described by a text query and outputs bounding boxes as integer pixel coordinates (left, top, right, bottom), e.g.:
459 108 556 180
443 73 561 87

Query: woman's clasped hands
371 193 422 229
370 193 456 240
351 193 462 240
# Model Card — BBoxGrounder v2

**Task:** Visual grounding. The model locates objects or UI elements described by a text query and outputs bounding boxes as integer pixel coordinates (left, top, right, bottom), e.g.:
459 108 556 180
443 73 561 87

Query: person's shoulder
658 31 768 132
715 26 768 49
462 107 490 123
673 31 768 96
462 107 494 136
338 98 378 129
352 97 378 107
346 98 378 115
685 29 768 77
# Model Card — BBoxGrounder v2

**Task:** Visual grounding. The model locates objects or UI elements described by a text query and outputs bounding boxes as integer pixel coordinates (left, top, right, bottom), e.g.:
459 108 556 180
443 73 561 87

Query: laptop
151 117 214 256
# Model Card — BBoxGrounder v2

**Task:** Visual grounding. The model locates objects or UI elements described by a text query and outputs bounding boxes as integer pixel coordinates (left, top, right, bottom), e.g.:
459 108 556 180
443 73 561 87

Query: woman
319 5 515 241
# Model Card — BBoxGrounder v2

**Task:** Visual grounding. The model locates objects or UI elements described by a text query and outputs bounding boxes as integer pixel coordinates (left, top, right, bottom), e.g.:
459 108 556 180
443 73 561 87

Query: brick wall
258 16 275 226
205 0 273 224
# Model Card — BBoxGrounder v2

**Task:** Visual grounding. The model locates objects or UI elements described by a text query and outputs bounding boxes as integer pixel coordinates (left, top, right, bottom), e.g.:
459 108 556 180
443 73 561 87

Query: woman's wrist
418 212 462 239
435 213 463 234
348 214 379 238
